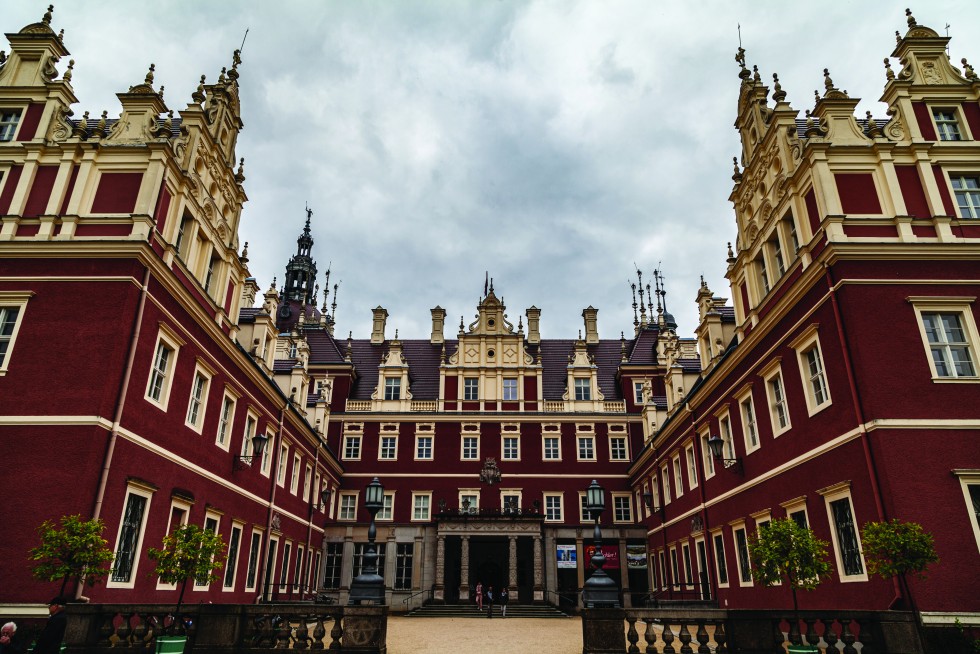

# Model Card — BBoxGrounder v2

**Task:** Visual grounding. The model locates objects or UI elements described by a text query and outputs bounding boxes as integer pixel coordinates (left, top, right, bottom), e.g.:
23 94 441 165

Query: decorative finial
240 242 249 264
732 156 743 183
158 85 165 100
752 65 761 83
63 59 74 83
866 111 882 138
771 73 786 102
895 30 901 44
395 329 399 340
905 8 916 28
192 75 206 104
57 29 64 42
145 63 155 86
814 89 820 104
96 110 108 132
72 110 89 138
42 5 54 26
823 68 834 92
962 58 978 81
726 242 736 264
884 58 895 80
630 282 638 327
331 282 339 319
161 109 173 134
459 315 465 333
218 67 226 84
235 157 246 183
228 49 242 81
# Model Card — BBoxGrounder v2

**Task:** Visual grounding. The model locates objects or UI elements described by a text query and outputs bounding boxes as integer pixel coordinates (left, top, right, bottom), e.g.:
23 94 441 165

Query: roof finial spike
658 268 670 317
813 89 820 105
884 58 895 81
772 73 786 102
895 30 902 44
57 29 64 43
235 157 245 183
331 282 339 320
732 156 743 183
158 85 165 100
240 241 249 264
752 64 761 83
630 282 638 327
647 283 654 317
63 59 74 83
42 5 54 26
727 242 736 264
489 277 494 293
145 63 155 86
304 203 313 230
192 75 206 104
636 270 647 325
395 328 398 340
823 68 835 93
905 7 917 29
218 67 226 84
735 47 750 80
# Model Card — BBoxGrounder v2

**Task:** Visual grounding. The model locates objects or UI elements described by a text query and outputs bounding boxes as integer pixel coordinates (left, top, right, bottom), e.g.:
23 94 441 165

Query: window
681 543 694 588
244 529 262 591
303 465 312 502
543 435 560 461
395 543 414 590
661 465 671 504
204 254 220 295
239 413 257 461
501 491 521 513
700 433 715 479
669 548 680 588
712 531 729 587
577 435 595 461
502 435 520 460
578 493 591 522
933 108 962 141
919 310 978 378
765 369 791 435
312 551 321 590
277 542 293 591
322 543 342 589
146 329 180 407
215 392 236 449
502 378 518 401
110 485 153 586
740 394 759 453
464 377 479 400
459 491 479 514
0 109 21 141
290 453 301 494
718 413 736 461
574 378 591 401
294 545 305 592
658 551 668 591
384 377 401 400
195 514 220 588
343 434 361 460
0 294 30 373
223 522 243 590
412 492 431 521
757 254 770 295
613 495 632 523
461 435 479 460
650 474 661 510
378 492 394 521
793 329 832 414
544 493 563 522
957 473 980 555
685 444 698 490
822 485 866 581
352 543 386 583
260 429 274 476
951 175 980 218
380 435 397 460
415 435 433 460
672 455 684 498
610 435 628 461
772 235 786 276
339 492 358 521
276 443 289 486
784 213 801 253
733 524 752 586
634 381 645 404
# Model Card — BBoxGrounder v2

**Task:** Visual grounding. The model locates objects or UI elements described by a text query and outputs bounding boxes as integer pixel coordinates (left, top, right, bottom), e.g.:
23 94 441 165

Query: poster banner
556 544 577 568
584 544 620 569
626 545 647 569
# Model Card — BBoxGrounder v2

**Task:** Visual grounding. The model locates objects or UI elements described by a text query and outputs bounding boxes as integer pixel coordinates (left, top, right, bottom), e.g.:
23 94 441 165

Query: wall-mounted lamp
317 487 332 511
642 489 664 517
234 433 269 470
707 434 743 475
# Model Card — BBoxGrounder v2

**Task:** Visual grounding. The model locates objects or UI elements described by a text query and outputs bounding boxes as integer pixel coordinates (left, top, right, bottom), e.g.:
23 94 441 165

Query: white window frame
910 297 980 381
954 470 980 555
820 482 868 582
542 434 561 461
578 492 590 523
577 435 596 461
378 491 395 521
661 464 671 505
145 325 183 409
717 409 737 461
460 434 479 461
574 377 591 401
711 528 729 589
950 174 980 219
781 496 810 530
239 411 258 462
290 453 302 495
650 474 661 511
671 454 684 498
0 108 23 142
463 377 479 400
259 428 274 476
183 364 213 431
634 380 646 404
612 493 633 524
276 443 289 487
244 528 264 592
731 521 753 587
338 492 358 521
932 107 965 141
303 464 312 502
379 434 398 460
609 434 629 461
214 388 238 451
223 521 245 591
343 434 362 461
684 442 698 490
700 431 715 480
738 389 760 454
502 434 520 461
157 498 192 590
762 361 792 437
411 492 432 521
502 377 518 401
792 327 833 415
500 489 523 513
458 489 480 514
543 492 563 522
0 292 32 375
681 542 694 589
383 376 401 401
194 512 221 590
107 483 154 589
415 434 434 461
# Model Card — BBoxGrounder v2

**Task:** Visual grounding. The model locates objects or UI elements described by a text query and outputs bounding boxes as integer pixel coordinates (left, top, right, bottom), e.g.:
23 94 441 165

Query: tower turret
283 208 318 306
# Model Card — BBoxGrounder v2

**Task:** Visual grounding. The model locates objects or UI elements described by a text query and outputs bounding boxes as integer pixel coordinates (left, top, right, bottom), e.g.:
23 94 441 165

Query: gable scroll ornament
480 457 501 486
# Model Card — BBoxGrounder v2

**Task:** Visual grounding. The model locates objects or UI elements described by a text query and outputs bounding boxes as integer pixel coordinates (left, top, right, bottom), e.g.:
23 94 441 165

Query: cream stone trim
761 364 792 437
144 325 182 411
341 472 628 479
821 485 868 583
378 432 399 461
907 297 980 382
953 470 980 556
541 432 562 462
106 483 155 590
183 361 214 434
793 328 833 417
816 480 851 497
411 492 432 522
0 415 113 427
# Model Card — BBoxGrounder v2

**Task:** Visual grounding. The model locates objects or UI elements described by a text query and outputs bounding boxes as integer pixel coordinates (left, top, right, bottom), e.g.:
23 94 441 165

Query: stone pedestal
581 608 626 654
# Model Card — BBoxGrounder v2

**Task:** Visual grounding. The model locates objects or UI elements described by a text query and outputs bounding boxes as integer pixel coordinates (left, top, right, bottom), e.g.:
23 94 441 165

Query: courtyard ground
385 615 583 654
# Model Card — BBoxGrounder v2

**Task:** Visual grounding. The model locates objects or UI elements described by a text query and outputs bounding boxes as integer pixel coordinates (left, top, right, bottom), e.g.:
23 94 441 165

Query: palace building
1 6 978 623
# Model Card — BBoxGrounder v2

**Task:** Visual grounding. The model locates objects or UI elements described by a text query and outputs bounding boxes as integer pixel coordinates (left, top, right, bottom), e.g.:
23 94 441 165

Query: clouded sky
5 1 979 339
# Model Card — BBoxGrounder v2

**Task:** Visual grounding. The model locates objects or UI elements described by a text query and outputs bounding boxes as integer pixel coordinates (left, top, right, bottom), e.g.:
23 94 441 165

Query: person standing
475 581 483 611
499 587 509 618
1 622 28 654
33 597 67 654
485 585 494 619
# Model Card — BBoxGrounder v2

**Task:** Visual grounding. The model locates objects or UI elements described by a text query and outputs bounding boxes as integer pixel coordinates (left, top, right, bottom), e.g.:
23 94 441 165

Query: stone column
618 539 631 608
433 535 446 602
533 535 544 601
459 535 470 602
508 536 518 594
575 531 585 608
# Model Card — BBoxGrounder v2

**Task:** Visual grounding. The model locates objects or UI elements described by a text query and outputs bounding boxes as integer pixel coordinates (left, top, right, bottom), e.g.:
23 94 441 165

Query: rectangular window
634 381 645 404
239 414 257 460
384 377 401 400
412 493 431 521
215 393 235 448
767 371 791 434
276 443 289 485
685 444 698 490
110 488 151 585
290 453 301 494
544 493 563 522
146 339 176 405
380 435 397 460
279 542 292 591
339 492 358 521
700 433 715 479
610 435 628 461
951 175 980 218
933 108 962 141
461 435 479 460
804 346 830 407
682 543 694 588
650 474 661 509
672 455 684 498
574 378 592 401
223 523 243 590
661 465 671 504
613 495 632 523
185 370 210 429
757 255 770 295
502 378 518 401
719 413 736 460
712 532 729 587
464 377 479 400
658 551 668 591
195 514 220 587
294 545 305 591
245 530 262 590
502 492 521 513
579 493 590 523
500 435 518 460
343 435 361 460
921 311 977 378
303 465 312 502
260 429 273 476
577 436 595 461
960 479 980 555
352 543 386 583
740 395 759 452
0 109 21 142
827 494 866 579
378 492 394 521
670 548 680 588
204 254 220 295
395 543 414 590
543 435 560 460
772 236 786 276
415 435 433 460
459 492 479 514
0 297 30 373
734 526 752 585
785 214 801 253
322 542 342 589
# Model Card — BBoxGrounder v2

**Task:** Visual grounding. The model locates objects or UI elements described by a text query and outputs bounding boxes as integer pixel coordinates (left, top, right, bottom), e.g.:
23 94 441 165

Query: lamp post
348 477 385 605
706 434 743 475
234 432 269 470
581 479 620 608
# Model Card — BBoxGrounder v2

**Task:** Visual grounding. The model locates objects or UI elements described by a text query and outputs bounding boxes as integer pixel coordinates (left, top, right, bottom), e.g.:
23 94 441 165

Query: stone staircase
405 603 570 619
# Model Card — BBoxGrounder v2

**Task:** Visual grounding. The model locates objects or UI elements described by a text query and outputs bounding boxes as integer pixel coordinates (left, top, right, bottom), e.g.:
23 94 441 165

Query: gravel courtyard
385 616 583 654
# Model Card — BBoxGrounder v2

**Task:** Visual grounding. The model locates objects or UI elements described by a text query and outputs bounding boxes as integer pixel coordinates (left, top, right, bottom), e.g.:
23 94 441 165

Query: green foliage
748 518 832 591
860 519 939 581
29 514 115 595
147 524 225 609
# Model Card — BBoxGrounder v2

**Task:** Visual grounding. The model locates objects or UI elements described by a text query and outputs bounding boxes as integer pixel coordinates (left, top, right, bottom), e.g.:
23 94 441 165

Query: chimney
525 306 541 345
371 306 388 344
430 306 446 344
582 306 599 344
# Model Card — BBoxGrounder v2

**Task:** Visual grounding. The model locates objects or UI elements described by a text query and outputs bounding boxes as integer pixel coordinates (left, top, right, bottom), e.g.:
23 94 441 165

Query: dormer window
288 342 297 358
574 378 591 401
384 377 401 400
0 109 21 142
933 108 962 141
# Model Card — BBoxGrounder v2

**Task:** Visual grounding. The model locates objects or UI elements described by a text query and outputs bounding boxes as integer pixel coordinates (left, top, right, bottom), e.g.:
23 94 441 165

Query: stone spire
283 207 318 306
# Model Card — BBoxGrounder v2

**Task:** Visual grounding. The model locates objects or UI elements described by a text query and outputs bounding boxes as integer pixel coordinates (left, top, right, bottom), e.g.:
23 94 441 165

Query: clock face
279 304 292 319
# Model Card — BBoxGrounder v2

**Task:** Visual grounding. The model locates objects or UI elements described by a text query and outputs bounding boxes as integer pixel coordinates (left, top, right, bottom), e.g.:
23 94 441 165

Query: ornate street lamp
582 479 620 608
317 487 332 511
349 477 385 604
234 432 269 470
707 434 743 475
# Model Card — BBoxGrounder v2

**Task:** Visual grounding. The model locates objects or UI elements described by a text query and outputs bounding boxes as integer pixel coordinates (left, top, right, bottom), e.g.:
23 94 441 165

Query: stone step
405 604 570 619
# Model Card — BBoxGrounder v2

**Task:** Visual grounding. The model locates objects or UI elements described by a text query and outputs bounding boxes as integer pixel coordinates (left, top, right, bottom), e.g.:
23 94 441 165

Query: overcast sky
6 1 979 339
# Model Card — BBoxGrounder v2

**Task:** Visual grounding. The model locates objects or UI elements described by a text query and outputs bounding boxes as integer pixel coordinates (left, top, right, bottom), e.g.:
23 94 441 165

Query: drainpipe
689 405 716 604
302 440 323 598
259 401 287 603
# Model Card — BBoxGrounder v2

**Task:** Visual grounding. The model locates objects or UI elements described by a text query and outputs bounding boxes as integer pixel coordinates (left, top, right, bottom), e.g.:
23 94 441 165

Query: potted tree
749 518 832 653
29 514 115 598
147 524 226 653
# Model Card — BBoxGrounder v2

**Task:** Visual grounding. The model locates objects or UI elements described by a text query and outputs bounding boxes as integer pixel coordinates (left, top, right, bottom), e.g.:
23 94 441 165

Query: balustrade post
581 608 627 654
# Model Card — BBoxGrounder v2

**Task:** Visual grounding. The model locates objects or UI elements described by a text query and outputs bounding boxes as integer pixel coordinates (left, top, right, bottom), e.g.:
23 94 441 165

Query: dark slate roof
718 306 736 322
238 307 262 324
627 327 660 365
677 358 702 373
346 339 449 401
305 328 346 365
793 116 888 139
273 358 297 373
651 395 668 410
